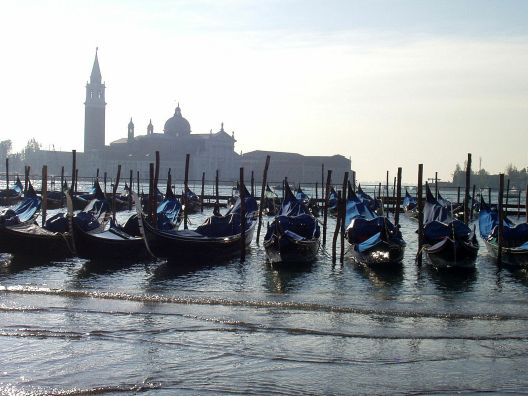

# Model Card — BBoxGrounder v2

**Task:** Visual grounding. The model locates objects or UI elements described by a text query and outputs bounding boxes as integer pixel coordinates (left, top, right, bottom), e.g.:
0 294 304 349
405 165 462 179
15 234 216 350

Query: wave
2 284 527 321
0 381 161 396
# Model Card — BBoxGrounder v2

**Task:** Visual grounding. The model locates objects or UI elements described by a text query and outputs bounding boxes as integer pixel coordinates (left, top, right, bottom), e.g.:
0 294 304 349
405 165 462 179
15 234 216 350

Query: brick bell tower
84 48 106 152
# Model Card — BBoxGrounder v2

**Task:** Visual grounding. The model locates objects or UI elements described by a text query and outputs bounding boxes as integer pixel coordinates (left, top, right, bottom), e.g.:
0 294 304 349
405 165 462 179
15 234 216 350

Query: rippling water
1 209 528 395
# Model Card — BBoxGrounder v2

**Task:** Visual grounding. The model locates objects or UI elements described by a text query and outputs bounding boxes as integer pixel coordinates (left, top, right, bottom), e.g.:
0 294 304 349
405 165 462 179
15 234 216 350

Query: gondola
183 186 201 213
345 182 405 267
296 185 320 217
356 184 383 215
478 197 528 267
0 182 41 227
139 184 257 262
71 181 182 260
0 182 74 258
421 183 478 269
327 187 338 216
264 181 320 265
263 184 280 216
402 189 418 220
0 176 24 206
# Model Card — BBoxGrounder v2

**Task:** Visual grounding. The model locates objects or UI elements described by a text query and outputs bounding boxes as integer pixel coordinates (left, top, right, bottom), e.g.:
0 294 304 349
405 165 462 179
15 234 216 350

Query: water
1 209 528 395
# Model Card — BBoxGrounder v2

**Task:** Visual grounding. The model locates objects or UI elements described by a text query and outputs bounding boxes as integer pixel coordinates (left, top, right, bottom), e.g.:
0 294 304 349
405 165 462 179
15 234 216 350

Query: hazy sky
1 0 527 182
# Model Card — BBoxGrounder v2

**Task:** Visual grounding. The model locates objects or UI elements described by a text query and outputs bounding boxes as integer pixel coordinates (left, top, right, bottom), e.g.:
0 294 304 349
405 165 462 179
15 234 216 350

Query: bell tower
84 48 106 152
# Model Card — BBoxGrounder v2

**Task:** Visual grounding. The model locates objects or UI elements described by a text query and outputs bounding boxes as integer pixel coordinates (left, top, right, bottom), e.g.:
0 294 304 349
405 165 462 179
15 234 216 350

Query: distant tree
0 140 12 159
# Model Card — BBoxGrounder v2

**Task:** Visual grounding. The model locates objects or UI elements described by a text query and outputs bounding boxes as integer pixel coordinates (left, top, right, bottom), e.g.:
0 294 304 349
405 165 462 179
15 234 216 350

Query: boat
0 182 75 258
262 184 280 216
327 187 338 216
478 197 528 267
71 181 182 260
402 189 418 220
421 184 478 269
183 186 201 213
138 184 257 262
345 183 405 267
0 176 24 206
264 181 320 265
296 185 321 217
356 184 383 215
0 182 41 227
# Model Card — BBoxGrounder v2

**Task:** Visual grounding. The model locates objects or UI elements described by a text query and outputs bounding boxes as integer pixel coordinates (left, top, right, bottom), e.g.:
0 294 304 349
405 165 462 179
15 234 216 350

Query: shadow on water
349 260 404 290
0 253 72 276
263 261 314 294
76 257 146 277
424 265 477 293
149 255 241 281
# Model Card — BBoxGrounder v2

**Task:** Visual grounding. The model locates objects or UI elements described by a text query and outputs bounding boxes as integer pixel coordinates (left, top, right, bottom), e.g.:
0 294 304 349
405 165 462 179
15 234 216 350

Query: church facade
20 50 351 185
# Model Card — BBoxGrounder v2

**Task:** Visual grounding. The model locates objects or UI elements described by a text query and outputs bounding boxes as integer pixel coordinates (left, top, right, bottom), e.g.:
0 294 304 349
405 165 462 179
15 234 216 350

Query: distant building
18 50 352 185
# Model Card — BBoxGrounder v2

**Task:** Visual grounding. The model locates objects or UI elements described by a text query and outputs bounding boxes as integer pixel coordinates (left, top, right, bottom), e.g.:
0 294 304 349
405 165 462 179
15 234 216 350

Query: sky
0 0 527 183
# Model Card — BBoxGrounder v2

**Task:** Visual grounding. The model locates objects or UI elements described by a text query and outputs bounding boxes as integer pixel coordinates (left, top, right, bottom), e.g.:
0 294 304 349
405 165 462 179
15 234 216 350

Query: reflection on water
425 266 477 293
264 261 314 294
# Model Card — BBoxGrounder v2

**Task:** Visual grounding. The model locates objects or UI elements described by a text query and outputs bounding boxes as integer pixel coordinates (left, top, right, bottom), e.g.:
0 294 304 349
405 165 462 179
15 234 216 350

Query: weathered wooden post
112 165 121 221
71 150 76 192
340 172 349 264
149 163 155 226
497 174 504 265
215 170 219 205
505 178 510 216
183 154 190 230
395 167 402 226
240 167 246 262
75 169 79 193
435 171 438 199
104 172 107 194
256 155 271 244
332 191 342 264
464 153 471 224
417 164 424 266
96 168 100 179
488 187 491 206
392 176 396 216
323 169 332 246
200 172 205 213
23 165 28 193
128 169 133 210
457 186 461 206
60 166 65 206
517 190 521 219
41 165 48 226
251 170 254 197
321 163 325 208
385 170 389 214
470 184 476 220
525 185 528 223
154 151 160 197
4 158 8 191
351 171 356 192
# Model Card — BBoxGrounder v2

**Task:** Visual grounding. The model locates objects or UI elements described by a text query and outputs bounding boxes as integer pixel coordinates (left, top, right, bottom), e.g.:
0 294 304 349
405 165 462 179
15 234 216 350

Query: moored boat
422 184 478 269
345 183 405 267
478 197 528 267
264 181 320 265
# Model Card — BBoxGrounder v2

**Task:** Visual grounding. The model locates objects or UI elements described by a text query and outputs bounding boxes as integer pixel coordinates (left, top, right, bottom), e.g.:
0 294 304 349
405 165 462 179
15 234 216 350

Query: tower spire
90 47 102 84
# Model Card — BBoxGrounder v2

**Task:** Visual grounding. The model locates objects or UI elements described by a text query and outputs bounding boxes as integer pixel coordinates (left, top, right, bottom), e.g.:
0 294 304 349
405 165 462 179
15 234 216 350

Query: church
21 50 351 185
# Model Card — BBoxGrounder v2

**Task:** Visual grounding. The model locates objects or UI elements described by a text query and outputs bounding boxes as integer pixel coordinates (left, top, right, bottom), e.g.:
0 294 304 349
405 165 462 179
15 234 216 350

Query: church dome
163 105 191 137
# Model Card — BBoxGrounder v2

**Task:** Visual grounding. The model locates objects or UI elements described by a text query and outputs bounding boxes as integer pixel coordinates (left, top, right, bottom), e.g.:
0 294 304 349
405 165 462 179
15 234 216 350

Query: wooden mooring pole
340 172 349 264
505 178 510 216
497 174 504 265
470 184 476 220
240 167 246 263
60 166 65 206
4 158 8 191
395 167 402 226
435 171 438 199
148 163 154 226
464 153 471 224
112 165 121 222
71 150 76 193
251 171 254 197
323 169 332 246
183 154 190 230
41 165 48 226
200 172 205 213
128 169 133 210
256 155 271 245
332 191 342 264
215 170 219 205
417 164 424 266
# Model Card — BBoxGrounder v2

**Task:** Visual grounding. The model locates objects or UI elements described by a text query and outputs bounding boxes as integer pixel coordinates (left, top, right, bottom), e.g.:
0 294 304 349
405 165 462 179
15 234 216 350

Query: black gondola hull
0 224 73 258
141 214 256 262
484 239 528 267
348 240 405 267
424 238 478 269
264 234 319 265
